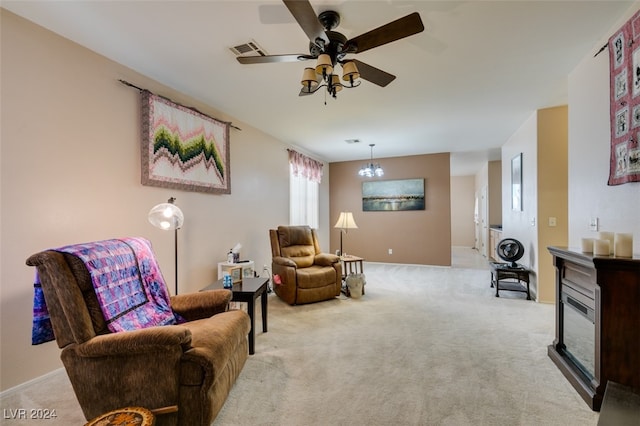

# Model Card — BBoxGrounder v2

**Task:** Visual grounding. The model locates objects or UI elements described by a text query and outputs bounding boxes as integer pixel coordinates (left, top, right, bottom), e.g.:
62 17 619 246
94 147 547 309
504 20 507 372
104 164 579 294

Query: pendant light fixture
358 144 384 177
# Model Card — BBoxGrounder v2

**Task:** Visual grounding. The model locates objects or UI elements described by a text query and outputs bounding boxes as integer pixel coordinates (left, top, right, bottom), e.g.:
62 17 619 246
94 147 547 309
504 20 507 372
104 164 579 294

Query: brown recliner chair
269 225 342 305
26 243 250 426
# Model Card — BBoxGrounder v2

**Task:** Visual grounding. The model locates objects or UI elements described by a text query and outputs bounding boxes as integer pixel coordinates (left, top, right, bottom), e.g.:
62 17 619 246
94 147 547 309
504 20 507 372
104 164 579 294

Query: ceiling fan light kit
300 58 357 98
238 0 424 100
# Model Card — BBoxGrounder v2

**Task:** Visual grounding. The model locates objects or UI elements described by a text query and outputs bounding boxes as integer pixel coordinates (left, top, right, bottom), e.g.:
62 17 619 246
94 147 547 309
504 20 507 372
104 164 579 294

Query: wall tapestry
141 90 230 194
607 9 640 185
362 178 425 211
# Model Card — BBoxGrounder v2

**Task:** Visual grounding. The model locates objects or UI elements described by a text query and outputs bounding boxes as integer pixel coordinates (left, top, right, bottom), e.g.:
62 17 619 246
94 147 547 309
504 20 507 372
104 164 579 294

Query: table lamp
334 212 358 256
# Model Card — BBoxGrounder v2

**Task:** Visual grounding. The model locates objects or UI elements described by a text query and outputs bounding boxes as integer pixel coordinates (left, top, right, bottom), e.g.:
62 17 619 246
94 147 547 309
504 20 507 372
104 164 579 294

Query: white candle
581 238 595 253
594 239 610 256
598 231 615 254
614 233 633 258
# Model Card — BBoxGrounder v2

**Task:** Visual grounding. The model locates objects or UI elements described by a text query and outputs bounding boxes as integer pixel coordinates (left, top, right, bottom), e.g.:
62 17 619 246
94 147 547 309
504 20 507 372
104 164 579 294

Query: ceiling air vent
229 39 268 57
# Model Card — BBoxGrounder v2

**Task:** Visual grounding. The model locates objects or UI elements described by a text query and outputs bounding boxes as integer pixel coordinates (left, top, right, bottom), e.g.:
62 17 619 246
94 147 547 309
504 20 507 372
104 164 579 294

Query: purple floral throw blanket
32 237 178 345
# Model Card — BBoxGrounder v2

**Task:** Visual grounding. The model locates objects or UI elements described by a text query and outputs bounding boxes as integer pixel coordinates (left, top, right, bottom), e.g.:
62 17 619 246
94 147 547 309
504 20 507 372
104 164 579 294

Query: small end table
340 255 365 296
489 262 531 300
201 277 269 354
341 255 364 277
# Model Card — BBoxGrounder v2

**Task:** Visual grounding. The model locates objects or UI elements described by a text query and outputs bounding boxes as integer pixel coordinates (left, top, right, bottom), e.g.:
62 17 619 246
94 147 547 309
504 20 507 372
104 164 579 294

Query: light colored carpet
1 249 598 425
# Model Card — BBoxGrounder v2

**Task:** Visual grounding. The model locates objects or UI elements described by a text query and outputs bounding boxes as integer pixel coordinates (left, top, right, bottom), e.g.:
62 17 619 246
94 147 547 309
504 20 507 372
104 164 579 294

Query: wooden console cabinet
547 247 640 411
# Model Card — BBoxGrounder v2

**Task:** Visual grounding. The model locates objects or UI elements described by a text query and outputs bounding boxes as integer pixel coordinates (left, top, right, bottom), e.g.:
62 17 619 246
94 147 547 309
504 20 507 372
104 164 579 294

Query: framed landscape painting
362 178 425 211
141 91 230 194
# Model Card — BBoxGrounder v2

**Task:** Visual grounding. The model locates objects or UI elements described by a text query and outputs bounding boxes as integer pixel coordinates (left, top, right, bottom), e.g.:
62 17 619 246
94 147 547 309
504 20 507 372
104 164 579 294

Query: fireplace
547 247 640 411
560 284 595 380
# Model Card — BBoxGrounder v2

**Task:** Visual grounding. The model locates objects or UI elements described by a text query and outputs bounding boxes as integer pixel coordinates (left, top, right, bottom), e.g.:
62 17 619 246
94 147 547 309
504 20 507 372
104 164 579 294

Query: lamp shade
331 74 343 92
315 54 333 75
148 201 184 230
301 67 319 91
342 61 360 84
358 165 372 177
334 212 358 230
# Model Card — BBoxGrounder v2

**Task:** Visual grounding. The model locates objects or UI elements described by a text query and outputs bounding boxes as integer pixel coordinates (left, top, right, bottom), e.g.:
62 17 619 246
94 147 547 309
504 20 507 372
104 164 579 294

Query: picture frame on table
229 266 242 284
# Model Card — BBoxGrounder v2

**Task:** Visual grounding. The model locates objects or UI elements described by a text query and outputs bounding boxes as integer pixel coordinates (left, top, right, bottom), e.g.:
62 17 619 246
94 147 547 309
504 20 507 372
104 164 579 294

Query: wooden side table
489 262 530 300
341 255 364 277
341 255 365 296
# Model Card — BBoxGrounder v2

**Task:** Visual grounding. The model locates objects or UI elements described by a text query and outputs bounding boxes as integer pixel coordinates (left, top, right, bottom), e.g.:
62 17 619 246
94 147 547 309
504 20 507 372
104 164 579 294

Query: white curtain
288 150 322 228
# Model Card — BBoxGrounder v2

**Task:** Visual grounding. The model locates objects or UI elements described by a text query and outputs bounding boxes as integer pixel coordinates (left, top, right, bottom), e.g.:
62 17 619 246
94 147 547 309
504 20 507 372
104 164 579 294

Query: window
288 150 323 229
290 167 319 228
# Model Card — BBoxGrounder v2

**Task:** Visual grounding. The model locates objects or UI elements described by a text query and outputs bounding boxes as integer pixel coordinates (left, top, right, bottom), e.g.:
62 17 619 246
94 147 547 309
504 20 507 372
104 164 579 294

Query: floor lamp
334 212 358 256
148 197 184 295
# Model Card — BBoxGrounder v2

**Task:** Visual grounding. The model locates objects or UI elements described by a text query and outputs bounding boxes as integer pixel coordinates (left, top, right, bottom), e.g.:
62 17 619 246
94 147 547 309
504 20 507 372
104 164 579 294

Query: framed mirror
511 153 523 211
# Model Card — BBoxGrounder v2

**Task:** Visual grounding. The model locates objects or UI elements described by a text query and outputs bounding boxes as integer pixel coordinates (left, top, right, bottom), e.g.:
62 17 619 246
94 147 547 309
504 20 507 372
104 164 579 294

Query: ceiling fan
237 0 424 98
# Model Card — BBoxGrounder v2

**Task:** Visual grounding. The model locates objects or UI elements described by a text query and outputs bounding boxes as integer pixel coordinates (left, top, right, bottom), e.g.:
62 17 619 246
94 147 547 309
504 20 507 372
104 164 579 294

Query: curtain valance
288 149 323 183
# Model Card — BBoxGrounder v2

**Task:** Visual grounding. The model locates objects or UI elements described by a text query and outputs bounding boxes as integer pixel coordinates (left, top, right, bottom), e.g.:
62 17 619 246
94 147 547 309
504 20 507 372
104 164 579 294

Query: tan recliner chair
26 242 250 426
269 225 342 305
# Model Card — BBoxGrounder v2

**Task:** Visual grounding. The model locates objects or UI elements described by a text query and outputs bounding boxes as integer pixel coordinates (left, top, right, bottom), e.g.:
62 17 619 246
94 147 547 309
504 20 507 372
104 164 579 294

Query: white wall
474 163 489 256
568 4 640 252
0 10 330 391
501 114 539 271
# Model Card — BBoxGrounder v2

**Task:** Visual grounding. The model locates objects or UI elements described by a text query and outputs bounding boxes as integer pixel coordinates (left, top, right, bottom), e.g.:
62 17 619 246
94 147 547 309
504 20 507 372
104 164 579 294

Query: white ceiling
3 1 634 175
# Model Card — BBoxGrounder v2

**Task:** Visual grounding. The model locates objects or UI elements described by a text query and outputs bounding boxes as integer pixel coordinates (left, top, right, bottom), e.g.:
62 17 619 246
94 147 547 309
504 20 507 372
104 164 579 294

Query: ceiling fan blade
346 12 424 54
283 0 329 48
237 54 314 64
351 60 396 87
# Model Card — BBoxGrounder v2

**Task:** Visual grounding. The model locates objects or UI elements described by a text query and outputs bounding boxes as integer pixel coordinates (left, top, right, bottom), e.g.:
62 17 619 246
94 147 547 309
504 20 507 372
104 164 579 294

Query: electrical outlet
388 248 393 255
548 217 557 227
589 217 599 231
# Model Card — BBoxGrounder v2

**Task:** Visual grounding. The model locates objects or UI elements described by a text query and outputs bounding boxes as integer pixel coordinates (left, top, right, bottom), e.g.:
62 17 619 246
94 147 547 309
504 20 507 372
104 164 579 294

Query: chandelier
300 54 361 99
358 144 384 177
